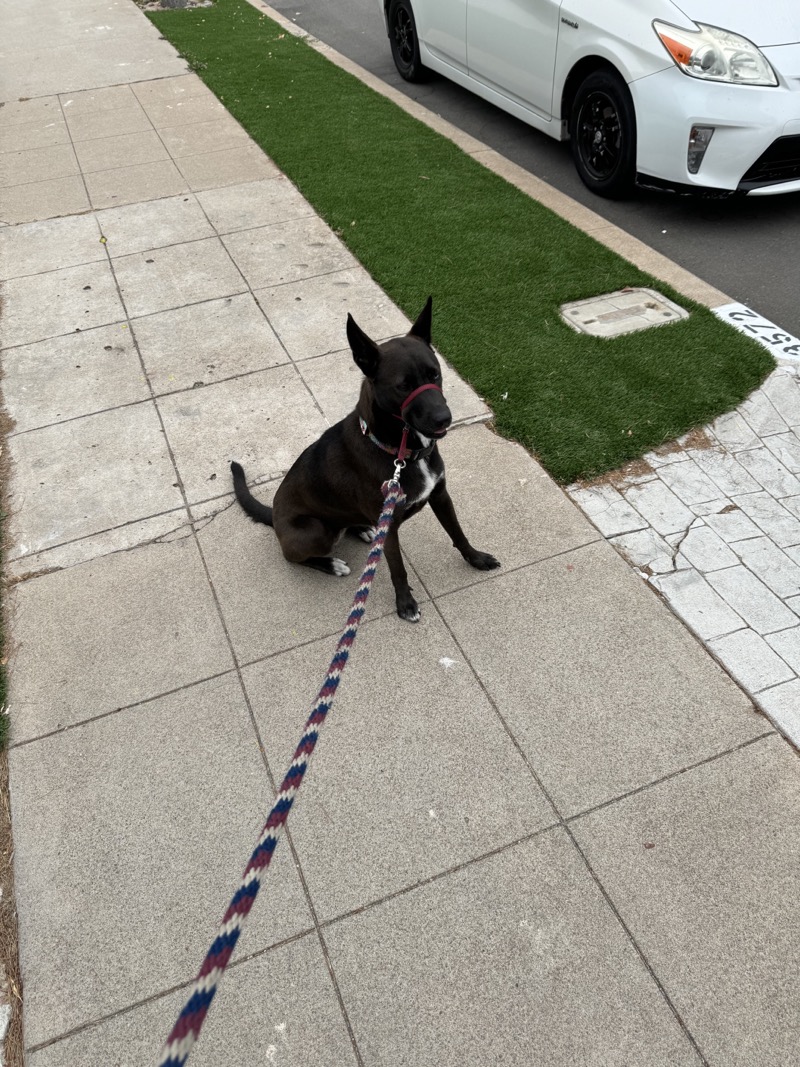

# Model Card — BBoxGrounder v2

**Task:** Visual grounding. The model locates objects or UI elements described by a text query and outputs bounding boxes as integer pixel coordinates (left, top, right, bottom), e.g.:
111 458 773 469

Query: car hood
669 0 800 46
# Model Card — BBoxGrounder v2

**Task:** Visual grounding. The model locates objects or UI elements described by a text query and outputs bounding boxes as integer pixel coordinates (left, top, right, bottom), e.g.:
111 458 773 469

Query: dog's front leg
384 523 420 622
429 481 501 571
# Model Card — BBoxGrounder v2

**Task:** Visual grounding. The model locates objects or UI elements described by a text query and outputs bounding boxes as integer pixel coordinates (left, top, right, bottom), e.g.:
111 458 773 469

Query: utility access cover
560 288 688 339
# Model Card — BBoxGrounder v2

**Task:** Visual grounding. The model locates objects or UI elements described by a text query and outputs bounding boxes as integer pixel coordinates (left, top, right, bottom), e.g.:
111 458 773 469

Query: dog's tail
230 461 274 527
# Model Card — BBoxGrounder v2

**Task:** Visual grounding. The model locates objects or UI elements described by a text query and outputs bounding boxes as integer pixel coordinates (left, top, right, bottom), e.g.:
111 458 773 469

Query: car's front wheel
569 69 636 199
388 0 427 82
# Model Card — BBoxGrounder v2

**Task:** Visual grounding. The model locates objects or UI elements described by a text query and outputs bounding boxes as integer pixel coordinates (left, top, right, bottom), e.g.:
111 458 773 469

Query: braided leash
158 474 407 1067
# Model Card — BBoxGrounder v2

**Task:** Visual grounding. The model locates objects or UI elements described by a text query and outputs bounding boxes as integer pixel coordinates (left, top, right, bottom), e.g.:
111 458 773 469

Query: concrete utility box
560 288 689 338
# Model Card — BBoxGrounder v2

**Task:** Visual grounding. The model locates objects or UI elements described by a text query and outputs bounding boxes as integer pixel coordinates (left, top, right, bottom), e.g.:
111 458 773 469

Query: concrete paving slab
708 628 795 693
0 97 61 128
176 145 282 192
157 362 327 502
196 176 316 234
58 83 139 117
72 129 169 174
131 73 217 107
6 507 188 581
243 611 555 919
0 259 124 348
324 830 701 1067
764 370 800 427
1 34 185 101
64 103 151 143
437 540 767 815
133 293 288 394
399 423 598 597
757 679 800 737
706 565 798 635
9 673 312 1048
7 401 183 558
2 323 148 433
97 193 214 257
676 524 738 573
571 735 800 1066
0 115 70 154
687 447 762 497
113 236 245 319
0 174 90 225
737 446 800 498
0 144 79 188
767 625 800 673
139 94 228 130
649 568 746 641
4 0 150 50
0 213 103 280
7 535 232 742
222 216 358 290
734 535 800 599
27 934 356 1067
84 158 190 211
298 346 490 428
159 117 252 159
610 527 677 575
623 479 695 537
192 490 425 662
254 267 413 361
735 491 800 547
568 482 648 537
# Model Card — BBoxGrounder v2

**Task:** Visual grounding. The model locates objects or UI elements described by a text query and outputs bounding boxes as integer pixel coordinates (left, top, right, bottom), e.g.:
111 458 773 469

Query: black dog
231 297 499 622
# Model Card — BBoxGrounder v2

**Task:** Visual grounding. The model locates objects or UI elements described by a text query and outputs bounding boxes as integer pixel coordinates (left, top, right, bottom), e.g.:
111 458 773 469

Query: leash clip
391 458 406 485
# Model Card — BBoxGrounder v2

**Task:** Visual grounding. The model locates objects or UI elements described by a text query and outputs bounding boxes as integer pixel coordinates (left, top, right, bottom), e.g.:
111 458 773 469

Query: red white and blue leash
158 468 407 1067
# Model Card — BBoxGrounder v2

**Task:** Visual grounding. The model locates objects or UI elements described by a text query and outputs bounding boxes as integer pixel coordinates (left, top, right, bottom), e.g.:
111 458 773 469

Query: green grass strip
150 0 771 483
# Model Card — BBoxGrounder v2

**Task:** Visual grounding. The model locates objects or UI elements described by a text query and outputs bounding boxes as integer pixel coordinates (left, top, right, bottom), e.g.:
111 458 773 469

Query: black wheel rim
577 91 622 182
392 7 415 67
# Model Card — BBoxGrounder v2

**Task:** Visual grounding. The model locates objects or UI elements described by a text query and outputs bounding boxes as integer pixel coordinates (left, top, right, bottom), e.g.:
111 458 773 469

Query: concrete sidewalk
2 1 799 1065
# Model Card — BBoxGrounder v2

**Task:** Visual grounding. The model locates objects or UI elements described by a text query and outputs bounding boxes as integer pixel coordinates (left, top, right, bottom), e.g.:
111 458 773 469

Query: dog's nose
433 411 452 433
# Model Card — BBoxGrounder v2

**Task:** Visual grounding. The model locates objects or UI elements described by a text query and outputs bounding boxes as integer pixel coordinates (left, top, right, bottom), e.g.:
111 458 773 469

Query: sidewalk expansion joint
566 729 777 825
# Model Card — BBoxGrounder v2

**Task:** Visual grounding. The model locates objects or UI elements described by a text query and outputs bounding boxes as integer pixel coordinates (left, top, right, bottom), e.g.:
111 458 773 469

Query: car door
466 0 562 119
415 0 468 72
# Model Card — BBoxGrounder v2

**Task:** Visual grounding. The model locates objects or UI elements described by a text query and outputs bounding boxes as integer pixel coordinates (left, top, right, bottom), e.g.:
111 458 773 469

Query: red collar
361 383 444 462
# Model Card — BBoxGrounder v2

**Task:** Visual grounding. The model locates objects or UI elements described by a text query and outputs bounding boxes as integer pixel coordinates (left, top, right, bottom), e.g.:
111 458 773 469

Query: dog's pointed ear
408 296 433 346
347 313 380 379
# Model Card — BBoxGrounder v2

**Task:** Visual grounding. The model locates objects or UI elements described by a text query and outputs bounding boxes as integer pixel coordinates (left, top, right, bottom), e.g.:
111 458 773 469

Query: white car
379 0 800 198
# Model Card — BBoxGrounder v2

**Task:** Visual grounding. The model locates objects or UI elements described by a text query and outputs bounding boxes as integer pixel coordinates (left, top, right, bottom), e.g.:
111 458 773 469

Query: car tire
388 0 427 82
569 69 636 199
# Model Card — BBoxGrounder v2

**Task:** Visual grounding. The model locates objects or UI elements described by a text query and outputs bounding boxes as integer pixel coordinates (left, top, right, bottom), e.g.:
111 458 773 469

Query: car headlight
653 21 778 86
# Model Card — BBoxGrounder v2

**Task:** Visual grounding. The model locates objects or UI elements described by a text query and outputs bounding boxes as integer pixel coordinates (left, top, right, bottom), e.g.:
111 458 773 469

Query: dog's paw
396 597 421 623
349 524 377 542
331 558 351 576
467 550 501 571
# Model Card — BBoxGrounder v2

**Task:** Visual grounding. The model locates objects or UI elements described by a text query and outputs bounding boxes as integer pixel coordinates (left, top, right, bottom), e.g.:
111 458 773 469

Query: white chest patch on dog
406 459 442 507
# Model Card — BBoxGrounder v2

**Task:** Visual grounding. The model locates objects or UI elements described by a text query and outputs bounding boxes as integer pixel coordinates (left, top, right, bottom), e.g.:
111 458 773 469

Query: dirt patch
133 0 213 10
0 754 23 1067
677 425 715 453
571 425 718 492
0 403 22 1066
572 455 656 492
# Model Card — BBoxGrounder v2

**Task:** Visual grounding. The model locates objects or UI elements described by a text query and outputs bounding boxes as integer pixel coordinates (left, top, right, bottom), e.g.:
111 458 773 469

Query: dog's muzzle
400 383 450 438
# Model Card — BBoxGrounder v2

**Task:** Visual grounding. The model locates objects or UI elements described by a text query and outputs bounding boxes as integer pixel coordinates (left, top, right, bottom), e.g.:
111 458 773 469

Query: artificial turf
150 0 772 484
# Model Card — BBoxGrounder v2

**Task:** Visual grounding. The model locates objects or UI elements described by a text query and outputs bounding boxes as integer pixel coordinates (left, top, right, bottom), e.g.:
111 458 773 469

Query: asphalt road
271 0 800 337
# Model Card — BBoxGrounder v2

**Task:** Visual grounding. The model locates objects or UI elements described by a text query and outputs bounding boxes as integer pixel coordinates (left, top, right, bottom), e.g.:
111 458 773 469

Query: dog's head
346 297 452 440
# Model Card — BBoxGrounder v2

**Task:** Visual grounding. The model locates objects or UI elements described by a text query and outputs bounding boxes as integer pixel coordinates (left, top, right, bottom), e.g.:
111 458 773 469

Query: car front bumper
631 59 800 195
